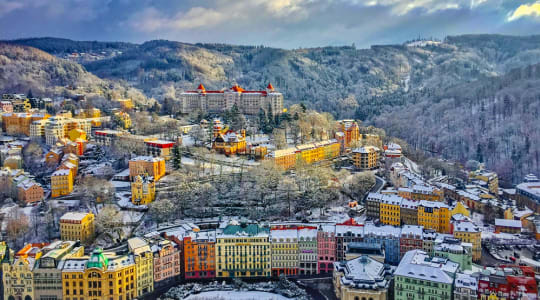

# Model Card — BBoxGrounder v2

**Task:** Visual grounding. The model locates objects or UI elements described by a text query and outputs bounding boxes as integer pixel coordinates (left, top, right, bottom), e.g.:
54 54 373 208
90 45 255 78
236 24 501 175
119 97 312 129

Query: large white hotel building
179 83 283 116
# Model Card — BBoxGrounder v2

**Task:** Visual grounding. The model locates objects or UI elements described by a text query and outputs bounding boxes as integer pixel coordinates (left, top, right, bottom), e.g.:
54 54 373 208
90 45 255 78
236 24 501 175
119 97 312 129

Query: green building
394 249 459 300
434 236 472 271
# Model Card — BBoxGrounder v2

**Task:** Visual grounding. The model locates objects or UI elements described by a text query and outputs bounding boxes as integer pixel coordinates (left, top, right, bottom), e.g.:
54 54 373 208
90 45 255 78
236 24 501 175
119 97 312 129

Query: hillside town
0 85 540 300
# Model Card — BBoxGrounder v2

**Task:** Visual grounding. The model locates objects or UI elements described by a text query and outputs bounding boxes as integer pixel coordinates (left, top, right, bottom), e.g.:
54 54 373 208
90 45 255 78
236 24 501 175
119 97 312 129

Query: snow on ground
185 291 291 300
110 181 130 188
120 210 144 224
181 135 195 147
471 212 485 226
481 231 521 240
116 192 148 210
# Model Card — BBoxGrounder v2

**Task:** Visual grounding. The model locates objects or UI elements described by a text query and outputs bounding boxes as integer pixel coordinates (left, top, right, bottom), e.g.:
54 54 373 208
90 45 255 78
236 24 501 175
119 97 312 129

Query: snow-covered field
185 291 291 300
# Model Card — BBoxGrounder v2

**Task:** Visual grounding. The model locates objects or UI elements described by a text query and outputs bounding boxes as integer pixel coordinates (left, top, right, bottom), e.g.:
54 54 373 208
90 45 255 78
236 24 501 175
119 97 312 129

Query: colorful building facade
59 212 95 244
216 222 271 278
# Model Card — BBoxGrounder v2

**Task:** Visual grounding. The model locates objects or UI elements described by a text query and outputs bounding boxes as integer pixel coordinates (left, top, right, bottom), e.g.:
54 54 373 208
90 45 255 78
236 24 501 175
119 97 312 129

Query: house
494 219 522 234
333 255 393 300
59 212 95 243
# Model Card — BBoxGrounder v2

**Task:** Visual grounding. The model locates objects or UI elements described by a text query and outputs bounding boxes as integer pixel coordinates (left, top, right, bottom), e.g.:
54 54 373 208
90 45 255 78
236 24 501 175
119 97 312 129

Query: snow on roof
298 227 317 238
52 169 71 176
60 258 87 272
453 221 480 233
380 194 403 205
412 184 436 194
455 273 478 290
495 219 522 228
419 200 448 209
60 212 91 221
400 198 418 209
17 179 40 190
352 146 379 154
336 224 364 236
130 156 164 162
186 230 216 242
394 250 458 284
401 225 423 237
512 208 533 218
127 237 151 254
334 255 389 290
270 228 298 240
363 223 401 238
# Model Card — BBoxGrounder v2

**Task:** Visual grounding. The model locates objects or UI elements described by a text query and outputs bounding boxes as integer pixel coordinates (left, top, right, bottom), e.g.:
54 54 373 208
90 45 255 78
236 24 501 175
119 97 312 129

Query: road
370 175 385 194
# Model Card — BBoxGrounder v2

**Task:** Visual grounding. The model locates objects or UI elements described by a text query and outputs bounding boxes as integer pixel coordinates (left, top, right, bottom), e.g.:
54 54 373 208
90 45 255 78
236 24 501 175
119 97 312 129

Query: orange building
64 140 87 156
45 148 63 166
183 231 216 279
16 179 44 204
336 120 359 149
2 112 49 136
129 156 166 181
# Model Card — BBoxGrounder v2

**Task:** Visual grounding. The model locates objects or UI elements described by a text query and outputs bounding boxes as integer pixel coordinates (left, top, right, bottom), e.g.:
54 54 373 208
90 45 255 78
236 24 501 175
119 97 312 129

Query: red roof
231 85 245 92
197 84 206 91
267 83 274 90
337 218 363 226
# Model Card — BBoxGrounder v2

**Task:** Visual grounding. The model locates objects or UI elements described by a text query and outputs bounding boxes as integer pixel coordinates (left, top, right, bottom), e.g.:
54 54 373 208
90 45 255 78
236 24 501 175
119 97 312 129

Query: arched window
354 297 360 300
24 296 32 300
8 296 15 300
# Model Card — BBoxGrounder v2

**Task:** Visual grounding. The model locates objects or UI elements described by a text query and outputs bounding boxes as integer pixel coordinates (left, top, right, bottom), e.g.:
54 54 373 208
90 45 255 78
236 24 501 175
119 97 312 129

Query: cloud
507 2 540 21
0 0 111 20
127 0 315 33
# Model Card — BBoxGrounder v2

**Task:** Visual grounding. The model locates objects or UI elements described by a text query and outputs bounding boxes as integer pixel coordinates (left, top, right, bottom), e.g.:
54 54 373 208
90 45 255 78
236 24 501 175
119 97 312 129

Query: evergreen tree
258 108 268 133
172 145 182 169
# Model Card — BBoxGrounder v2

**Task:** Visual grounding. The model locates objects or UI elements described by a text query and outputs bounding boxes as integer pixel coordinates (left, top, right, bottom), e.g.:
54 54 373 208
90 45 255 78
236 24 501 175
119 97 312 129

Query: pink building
150 236 181 287
317 225 336 274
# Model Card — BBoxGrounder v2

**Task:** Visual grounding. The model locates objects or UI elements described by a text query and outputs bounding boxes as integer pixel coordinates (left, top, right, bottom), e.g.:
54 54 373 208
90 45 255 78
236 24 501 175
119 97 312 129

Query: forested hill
374 63 540 185
4 35 540 183
7 35 540 120
0 43 148 104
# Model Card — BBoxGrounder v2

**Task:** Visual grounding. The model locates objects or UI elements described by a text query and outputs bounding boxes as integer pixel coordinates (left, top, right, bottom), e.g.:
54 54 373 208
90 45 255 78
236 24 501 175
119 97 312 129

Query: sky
0 0 539 48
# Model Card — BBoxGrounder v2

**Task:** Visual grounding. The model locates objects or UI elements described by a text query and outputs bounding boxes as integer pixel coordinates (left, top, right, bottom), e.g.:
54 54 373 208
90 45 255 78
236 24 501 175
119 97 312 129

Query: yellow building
131 175 156 205
2 243 46 300
470 169 499 195
453 220 482 262
450 201 470 218
61 248 137 300
76 108 101 119
270 228 299 276
128 238 154 297
418 200 450 233
380 195 402 226
352 146 379 169
51 169 74 198
129 156 166 181
68 128 87 142
212 120 247 155
216 222 271 278
113 111 132 129
116 98 134 110
60 212 95 243
504 208 514 220
2 256 35 300
270 140 340 170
